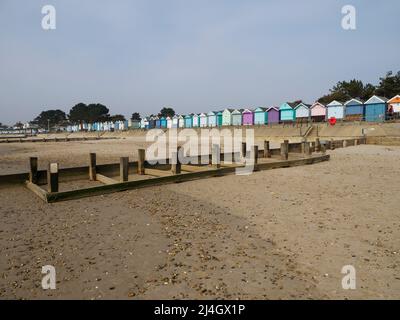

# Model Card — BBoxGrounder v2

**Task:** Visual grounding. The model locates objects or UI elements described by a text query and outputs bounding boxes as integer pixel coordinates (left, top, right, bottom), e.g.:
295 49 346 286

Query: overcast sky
0 0 399 124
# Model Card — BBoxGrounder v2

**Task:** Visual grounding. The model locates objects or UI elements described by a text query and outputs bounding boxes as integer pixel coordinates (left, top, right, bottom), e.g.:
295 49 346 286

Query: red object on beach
329 117 337 126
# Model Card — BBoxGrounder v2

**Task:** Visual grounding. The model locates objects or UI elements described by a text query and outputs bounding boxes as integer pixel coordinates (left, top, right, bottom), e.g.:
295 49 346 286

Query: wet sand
0 143 399 299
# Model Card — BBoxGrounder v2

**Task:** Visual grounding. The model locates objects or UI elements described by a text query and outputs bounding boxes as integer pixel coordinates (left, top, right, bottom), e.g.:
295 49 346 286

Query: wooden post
304 142 312 156
120 157 129 182
241 142 247 159
263 140 271 158
330 139 335 150
315 138 320 152
29 157 38 184
211 144 220 169
354 139 358 146
47 163 59 193
171 147 181 174
343 140 347 148
89 153 96 181
321 143 326 155
252 145 259 171
137 149 145 175
280 143 288 160
301 139 307 154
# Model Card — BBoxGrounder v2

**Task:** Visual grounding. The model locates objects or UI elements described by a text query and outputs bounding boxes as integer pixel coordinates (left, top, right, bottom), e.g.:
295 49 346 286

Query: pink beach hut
310 102 327 122
242 109 254 125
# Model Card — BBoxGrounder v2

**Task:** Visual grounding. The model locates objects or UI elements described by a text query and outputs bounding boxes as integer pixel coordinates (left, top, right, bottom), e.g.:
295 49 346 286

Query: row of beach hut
140 95 400 129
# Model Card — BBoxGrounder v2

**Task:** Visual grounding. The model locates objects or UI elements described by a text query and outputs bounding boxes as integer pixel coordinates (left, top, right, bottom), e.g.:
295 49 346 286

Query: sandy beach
0 142 399 299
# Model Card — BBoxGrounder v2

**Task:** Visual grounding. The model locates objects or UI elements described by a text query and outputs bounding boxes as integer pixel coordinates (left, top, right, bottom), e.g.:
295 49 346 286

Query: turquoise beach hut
184 114 193 128
231 109 243 126
217 111 223 126
160 117 167 128
254 107 268 125
279 102 296 122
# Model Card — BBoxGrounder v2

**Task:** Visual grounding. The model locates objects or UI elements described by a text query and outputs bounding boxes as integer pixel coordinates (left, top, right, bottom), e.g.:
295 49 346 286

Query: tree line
29 104 177 130
317 70 400 104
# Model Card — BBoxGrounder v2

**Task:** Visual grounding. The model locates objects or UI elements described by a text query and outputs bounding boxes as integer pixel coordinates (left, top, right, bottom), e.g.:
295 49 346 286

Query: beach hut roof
232 109 244 114
207 111 218 116
295 102 311 109
185 113 194 118
223 108 235 113
326 100 344 106
344 98 364 105
242 108 253 113
178 115 184 119
280 102 296 110
267 106 279 112
364 95 388 104
388 95 400 103
255 107 267 112
310 102 326 109
199 113 207 117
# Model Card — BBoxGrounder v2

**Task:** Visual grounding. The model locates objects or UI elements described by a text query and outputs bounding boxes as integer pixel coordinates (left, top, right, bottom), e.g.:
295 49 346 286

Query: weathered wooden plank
180 165 209 172
96 173 118 185
145 168 172 177
25 181 48 203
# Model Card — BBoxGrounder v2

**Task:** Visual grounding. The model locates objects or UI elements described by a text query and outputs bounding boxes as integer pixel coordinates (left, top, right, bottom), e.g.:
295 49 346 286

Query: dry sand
0 142 399 299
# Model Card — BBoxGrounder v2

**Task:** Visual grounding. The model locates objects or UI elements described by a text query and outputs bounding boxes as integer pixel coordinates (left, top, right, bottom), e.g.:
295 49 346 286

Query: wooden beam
89 153 96 181
47 163 59 193
180 165 209 172
120 157 129 182
211 144 221 169
241 142 247 159
315 138 321 152
29 157 38 184
263 140 271 158
251 145 259 171
171 147 181 174
137 149 145 175
145 168 172 177
280 143 288 160
96 173 118 185
25 181 48 202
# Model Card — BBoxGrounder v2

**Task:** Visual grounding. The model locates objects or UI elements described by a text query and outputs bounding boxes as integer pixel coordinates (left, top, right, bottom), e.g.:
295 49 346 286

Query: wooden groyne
0 137 366 203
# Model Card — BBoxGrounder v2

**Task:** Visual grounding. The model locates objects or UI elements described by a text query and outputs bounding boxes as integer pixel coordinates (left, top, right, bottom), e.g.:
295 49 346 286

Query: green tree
158 107 175 118
375 71 400 98
109 114 126 122
131 112 141 121
14 121 24 129
34 109 67 129
318 79 376 104
87 103 110 122
69 103 110 123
